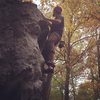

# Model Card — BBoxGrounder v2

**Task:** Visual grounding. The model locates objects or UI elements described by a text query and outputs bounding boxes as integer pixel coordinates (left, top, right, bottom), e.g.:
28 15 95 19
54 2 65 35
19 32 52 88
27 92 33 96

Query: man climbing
42 6 64 73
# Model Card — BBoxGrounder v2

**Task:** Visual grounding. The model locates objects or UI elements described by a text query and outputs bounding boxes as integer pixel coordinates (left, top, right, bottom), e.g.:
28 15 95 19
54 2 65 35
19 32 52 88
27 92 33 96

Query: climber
42 6 64 73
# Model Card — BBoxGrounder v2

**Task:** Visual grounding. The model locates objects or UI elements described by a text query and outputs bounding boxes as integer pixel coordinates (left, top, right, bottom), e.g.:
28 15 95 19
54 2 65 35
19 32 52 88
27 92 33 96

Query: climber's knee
48 32 61 45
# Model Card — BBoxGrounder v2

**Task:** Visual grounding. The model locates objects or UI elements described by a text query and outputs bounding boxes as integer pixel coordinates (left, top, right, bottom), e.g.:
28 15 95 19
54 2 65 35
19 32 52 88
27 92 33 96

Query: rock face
0 1 46 100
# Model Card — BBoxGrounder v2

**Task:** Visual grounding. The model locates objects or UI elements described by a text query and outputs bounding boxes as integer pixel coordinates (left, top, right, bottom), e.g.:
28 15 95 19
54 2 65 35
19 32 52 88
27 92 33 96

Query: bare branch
71 33 99 47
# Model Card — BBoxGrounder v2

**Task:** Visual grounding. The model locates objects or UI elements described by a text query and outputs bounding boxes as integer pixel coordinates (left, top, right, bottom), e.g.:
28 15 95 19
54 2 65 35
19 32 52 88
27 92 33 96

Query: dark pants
42 32 61 64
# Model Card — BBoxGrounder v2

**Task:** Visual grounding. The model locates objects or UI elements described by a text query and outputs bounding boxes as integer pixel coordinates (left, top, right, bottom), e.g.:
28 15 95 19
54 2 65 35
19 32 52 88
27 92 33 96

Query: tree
54 0 100 100
76 81 94 100
30 0 100 100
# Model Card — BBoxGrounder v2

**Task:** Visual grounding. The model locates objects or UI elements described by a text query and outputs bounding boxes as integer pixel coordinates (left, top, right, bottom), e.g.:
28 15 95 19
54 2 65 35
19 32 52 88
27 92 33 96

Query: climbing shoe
43 66 54 73
46 61 55 68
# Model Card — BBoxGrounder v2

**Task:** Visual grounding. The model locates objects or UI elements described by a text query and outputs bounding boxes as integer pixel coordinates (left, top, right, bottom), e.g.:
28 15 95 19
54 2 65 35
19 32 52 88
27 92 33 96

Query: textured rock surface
0 1 45 100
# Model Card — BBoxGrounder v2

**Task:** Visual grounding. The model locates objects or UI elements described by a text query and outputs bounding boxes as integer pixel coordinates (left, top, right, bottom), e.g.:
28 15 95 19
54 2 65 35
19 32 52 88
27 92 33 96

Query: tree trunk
71 73 76 100
97 34 100 99
64 67 70 100
97 33 100 79
64 32 71 100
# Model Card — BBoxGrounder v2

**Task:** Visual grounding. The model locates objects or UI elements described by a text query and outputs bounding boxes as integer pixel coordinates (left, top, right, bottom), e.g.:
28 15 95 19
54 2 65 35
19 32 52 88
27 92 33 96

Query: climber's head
53 6 62 17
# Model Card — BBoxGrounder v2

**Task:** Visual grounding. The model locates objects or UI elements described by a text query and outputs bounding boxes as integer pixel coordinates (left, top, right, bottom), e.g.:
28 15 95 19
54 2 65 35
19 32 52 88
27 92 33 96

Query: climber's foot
46 61 55 68
43 67 54 74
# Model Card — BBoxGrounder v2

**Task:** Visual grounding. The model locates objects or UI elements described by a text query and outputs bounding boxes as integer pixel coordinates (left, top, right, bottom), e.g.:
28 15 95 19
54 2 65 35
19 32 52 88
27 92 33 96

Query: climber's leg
46 32 61 66
46 41 55 63
42 41 55 73
42 32 61 73
48 32 61 46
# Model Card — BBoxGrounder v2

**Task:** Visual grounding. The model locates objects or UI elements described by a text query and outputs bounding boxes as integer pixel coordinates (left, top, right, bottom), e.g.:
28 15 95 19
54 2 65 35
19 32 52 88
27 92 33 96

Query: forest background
34 0 100 100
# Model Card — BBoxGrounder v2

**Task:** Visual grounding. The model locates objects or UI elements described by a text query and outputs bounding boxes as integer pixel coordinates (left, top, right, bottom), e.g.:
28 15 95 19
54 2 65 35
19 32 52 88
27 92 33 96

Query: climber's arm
46 18 62 24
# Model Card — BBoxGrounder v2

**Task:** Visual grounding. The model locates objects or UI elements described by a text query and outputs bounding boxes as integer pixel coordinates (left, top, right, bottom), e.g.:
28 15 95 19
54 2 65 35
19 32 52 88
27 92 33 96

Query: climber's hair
53 6 62 15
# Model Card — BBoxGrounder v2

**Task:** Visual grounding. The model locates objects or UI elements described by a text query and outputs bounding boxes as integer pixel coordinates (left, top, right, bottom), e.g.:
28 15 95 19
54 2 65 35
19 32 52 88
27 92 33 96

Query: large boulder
0 1 46 100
